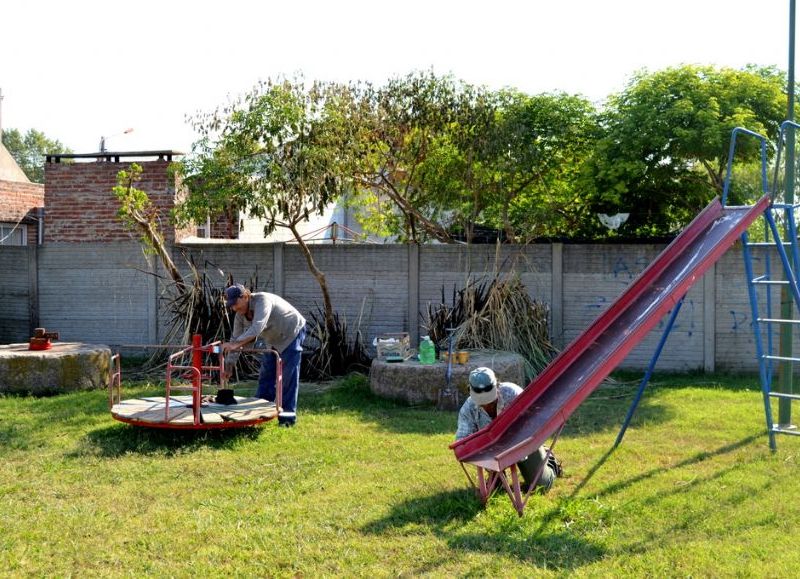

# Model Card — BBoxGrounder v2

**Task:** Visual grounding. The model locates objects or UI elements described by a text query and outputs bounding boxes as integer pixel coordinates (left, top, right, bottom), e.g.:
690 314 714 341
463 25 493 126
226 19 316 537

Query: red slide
451 195 770 472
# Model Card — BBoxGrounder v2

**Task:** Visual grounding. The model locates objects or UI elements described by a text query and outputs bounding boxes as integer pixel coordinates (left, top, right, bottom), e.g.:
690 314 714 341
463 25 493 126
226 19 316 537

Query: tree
350 73 597 243
581 65 785 237
114 164 186 293
173 77 364 338
462 90 597 242
1 128 72 183
351 71 463 243
113 164 232 350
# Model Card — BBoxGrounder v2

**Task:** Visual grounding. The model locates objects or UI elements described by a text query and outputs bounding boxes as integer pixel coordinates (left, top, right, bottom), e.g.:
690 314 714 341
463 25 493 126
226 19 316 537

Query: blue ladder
733 123 800 450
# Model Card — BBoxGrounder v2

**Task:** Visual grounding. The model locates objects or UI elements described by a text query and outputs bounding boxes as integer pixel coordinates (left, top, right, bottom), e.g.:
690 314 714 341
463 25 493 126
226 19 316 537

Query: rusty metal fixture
29 327 60 351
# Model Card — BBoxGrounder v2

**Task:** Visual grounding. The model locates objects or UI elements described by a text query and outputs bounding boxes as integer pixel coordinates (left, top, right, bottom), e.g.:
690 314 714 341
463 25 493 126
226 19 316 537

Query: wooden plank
114 407 194 424
113 397 188 411
219 407 278 422
200 410 225 424
111 395 276 425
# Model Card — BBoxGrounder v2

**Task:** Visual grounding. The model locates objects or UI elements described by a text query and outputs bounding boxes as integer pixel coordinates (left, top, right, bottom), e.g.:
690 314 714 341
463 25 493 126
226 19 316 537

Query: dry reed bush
302 305 371 380
153 260 369 381
139 260 261 376
425 275 556 381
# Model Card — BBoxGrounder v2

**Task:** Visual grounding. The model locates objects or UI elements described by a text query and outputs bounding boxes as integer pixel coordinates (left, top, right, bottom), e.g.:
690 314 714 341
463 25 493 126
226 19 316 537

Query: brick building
0 142 44 246
43 151 193 243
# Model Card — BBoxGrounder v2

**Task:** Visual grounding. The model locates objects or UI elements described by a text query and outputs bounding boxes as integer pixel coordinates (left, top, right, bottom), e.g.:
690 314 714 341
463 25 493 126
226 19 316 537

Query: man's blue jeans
256 326 306 425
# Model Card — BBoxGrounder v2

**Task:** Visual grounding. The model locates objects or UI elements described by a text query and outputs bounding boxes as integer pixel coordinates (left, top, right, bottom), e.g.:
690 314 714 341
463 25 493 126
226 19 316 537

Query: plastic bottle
419 336 436 364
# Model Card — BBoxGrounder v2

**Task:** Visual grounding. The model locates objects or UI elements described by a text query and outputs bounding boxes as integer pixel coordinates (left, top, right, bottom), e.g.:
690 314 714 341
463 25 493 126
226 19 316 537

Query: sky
0 0 794 155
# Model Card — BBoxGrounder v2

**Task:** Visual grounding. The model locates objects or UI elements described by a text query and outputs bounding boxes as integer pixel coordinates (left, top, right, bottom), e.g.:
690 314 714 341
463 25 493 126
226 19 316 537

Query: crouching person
455 367 561 492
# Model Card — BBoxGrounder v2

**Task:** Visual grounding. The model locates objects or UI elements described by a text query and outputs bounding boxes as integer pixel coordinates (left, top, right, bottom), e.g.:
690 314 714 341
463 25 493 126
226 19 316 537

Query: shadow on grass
361 488 605 572
555 432 776 561
619 468 780 559
69 421 266 458
1 384 264 456
568 433 761 501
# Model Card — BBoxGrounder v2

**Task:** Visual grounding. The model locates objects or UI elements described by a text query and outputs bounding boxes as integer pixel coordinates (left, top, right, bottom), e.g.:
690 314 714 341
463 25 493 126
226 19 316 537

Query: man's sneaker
545 448 563 477
278 411 296 427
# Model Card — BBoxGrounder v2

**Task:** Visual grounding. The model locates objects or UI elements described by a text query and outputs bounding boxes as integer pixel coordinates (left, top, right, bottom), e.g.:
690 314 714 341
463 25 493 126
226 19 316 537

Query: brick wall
210 212 239 239
0 179 44 245
43 159 193 243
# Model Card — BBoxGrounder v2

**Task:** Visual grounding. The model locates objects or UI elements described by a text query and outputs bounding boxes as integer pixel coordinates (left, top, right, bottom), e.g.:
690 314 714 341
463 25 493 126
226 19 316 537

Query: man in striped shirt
456 367 560 492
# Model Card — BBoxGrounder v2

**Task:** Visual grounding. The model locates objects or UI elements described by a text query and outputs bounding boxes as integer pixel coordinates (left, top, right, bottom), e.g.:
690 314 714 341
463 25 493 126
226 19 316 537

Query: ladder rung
746 241 793 246
763 354 800 362
752 279 790 285
771 427 800 436
769 391 800 400
167 385 198 391
758 318 800 324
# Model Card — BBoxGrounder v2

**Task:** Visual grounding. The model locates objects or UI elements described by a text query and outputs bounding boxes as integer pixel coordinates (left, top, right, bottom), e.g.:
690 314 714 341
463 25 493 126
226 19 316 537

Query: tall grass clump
424 274 556 380
302 305 372 380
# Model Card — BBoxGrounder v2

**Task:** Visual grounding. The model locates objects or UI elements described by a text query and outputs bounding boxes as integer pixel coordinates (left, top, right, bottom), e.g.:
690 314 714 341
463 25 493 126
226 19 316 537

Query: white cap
468 367 498 406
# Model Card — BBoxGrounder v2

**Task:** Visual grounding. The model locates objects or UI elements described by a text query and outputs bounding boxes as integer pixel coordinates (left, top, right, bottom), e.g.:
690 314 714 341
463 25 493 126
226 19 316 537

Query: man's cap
225 284 245 307
468 367 498 406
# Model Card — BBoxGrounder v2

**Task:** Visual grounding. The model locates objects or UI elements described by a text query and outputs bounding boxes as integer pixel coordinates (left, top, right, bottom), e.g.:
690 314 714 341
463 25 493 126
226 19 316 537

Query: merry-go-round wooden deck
110 395 278 429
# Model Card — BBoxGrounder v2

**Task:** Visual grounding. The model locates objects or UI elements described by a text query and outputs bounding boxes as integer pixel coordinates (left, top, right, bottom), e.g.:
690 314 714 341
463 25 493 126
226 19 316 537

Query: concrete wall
0 240 778 373
0 246 36 343
37 243 158 346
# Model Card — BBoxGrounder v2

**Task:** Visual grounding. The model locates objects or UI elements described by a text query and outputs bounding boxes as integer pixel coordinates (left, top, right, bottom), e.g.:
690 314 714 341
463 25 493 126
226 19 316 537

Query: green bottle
419 336 436 364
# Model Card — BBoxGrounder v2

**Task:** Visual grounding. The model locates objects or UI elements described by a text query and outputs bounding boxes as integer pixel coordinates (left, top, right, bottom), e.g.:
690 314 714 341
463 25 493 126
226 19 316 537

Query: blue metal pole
722 127 768 206
763 216 775 385
614 295 685 448
777 0 797 427
742 231 777 450
765 209 800 310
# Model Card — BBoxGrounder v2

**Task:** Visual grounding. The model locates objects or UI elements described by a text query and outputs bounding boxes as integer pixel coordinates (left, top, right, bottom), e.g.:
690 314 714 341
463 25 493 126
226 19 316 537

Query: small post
192 334 203 412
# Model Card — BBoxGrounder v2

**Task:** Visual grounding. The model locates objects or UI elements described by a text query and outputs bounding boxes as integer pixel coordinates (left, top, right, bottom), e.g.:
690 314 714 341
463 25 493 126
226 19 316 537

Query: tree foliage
464 90 597 242
1 128 71 183
175 65 789 255
580 64 786 237
348 71 597 242
352 71 464 243
173 77 365 335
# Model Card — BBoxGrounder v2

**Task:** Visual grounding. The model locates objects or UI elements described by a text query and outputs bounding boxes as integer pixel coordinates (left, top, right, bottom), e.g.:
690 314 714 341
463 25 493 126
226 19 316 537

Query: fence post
273 243 284 295
28 244 39 335
703 262 716 372
409 243 420 346
551 242 564 349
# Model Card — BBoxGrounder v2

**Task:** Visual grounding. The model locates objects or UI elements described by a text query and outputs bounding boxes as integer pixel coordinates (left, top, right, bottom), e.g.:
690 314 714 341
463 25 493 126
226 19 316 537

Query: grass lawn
1 372 799 577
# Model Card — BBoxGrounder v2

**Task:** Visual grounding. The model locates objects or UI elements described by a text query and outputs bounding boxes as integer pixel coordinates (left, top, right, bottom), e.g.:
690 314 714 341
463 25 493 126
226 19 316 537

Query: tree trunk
373 175 452 243
289 224 336 336
501 200 516 244
138 215 188 294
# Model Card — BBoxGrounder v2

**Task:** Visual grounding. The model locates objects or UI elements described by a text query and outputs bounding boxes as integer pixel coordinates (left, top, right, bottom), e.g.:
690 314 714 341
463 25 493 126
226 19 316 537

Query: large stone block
369 349 525 409
0 342 111 395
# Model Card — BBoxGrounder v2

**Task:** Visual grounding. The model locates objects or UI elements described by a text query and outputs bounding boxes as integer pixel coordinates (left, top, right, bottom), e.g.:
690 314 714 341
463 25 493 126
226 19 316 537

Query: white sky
0 0 793 154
